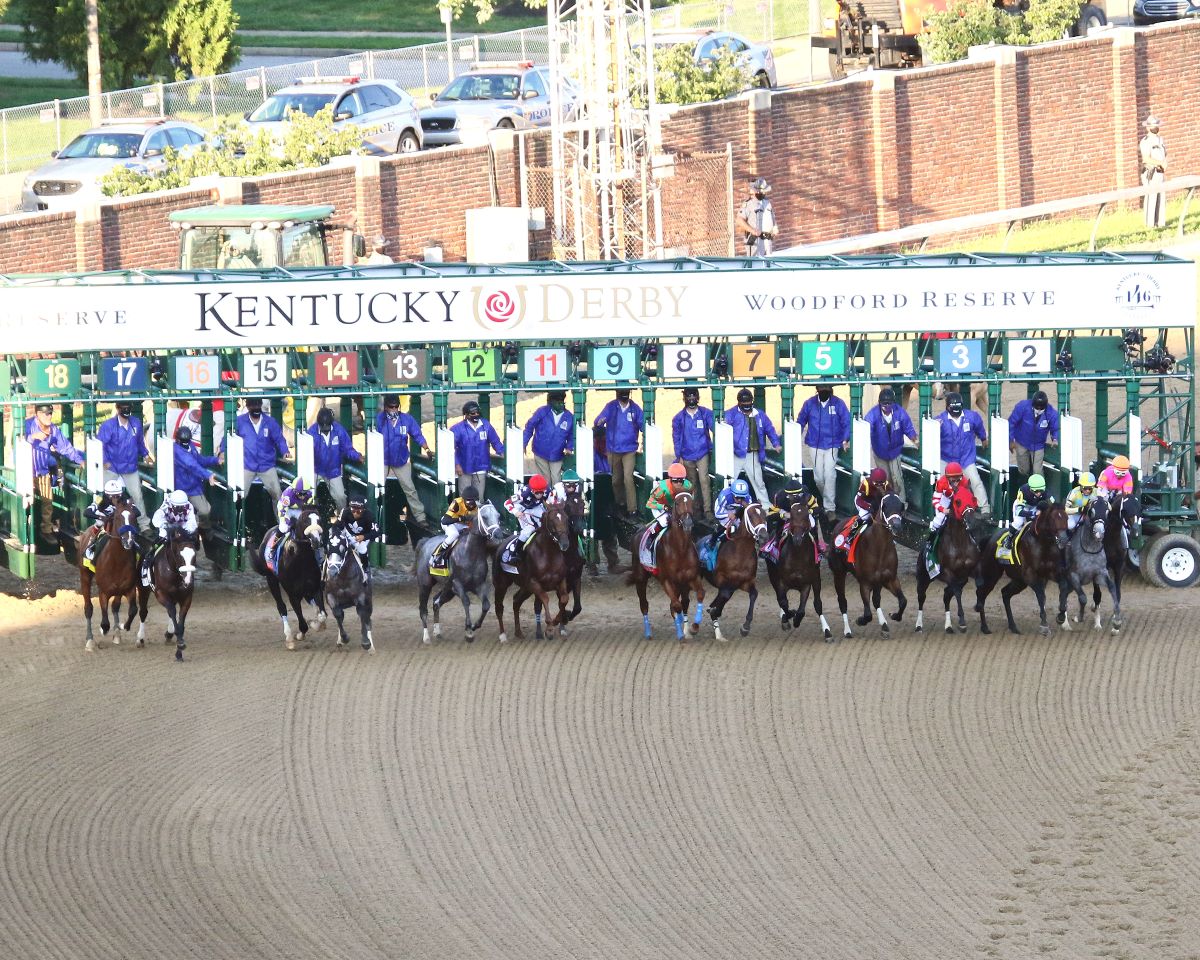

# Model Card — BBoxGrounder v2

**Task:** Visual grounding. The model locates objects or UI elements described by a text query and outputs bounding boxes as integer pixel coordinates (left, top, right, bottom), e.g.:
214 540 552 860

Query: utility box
466 208 530 263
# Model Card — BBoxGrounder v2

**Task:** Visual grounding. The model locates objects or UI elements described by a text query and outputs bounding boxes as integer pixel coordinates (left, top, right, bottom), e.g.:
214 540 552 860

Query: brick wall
0 211 77 274
97 187 212 271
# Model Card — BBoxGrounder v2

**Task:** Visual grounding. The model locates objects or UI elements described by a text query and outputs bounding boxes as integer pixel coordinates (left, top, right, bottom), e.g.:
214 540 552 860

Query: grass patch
238 32 436 50
232 0 543 34
0 76 87 111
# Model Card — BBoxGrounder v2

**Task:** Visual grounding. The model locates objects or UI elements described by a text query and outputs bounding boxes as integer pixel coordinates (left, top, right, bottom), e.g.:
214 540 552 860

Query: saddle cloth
638 526 667 575
834 518 864 564
995 525 1029 566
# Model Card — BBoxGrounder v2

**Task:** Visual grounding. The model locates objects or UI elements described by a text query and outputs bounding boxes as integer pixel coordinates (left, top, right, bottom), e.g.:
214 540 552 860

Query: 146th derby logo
471 285 528 332
1114 271 1162 311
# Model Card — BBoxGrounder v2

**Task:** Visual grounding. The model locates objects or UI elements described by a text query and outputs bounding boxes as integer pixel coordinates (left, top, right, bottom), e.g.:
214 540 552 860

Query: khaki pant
810 447 838 513
386 462 426 522
733 453 769 506
188 493 212 531
942 461 989 510
533 456 563 486
608 451 637 512
244 468 282 501
458 471 488 501
872 453 905 502
320 475 347 513
682 454 713 515
106 469 151 530
34 473 55 538
1013 444 1045 479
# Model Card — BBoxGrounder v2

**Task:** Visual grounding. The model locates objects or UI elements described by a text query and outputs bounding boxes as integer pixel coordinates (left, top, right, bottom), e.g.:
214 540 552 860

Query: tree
629 43 749 109
920 0 1082 64
440 0 544 25
12 0 237 88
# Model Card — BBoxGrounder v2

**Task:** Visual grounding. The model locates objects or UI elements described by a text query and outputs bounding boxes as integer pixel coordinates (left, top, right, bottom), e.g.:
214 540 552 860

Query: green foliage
100 106 367 197
442 0 544 26
1013 0 1083 43
162 0 240 79
629 43 750 108
921 0 1083 64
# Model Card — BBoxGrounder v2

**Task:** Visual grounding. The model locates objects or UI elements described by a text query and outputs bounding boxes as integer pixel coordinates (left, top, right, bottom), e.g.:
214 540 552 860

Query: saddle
264 529 292 575
82 531 110 572
499 533 527 574
995 525 1029 566
140 540 164 587
833 517 866 563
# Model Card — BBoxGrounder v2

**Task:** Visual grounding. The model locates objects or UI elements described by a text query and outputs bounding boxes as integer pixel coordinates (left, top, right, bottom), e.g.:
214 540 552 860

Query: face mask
248 408 262 418
880 403 893 414
550 403 564 413
686 398 698 408
386 409 399 419
817 391 832 402
755 192 765 200
948 405 962 416
117 406 132 418
617 394 630 403
468 415 481 424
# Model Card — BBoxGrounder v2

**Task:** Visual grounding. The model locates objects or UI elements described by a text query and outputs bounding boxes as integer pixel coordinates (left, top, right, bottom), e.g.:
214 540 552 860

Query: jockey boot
431 540 449 568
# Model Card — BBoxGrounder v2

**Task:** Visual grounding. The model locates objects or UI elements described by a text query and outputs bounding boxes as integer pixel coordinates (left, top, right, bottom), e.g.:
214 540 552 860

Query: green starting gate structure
1 252 1197 586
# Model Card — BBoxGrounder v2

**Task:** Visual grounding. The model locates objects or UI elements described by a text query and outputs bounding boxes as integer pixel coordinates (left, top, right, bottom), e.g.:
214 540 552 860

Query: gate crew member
26 403 84 542
672 387 714 519
796 385 850 524
1008 390 1060 479
237 398 289 502
97 400 152 532
594 389 644 518
863 387 916 502
936 392 990 517
725 388 781 509
307 407 363 515
376 394 432 526
453 400 504 497
173 426 222 538
523 391 575 486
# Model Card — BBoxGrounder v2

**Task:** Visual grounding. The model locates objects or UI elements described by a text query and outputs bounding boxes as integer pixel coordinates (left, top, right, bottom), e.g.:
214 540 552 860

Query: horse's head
1085 496 1109 542
1116 491 1142 534
475 501 506 543
742 501 769 546
877 492 905 534
1037 502 1070 549
300 510 323 549
543 503 572 552
105 506 138 551
325 523 353 577
788 499 813 536
672 489 694 534
164 523 198 586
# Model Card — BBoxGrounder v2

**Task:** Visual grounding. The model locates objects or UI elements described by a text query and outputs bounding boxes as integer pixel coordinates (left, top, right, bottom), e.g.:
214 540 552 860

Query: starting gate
1 252 1196 586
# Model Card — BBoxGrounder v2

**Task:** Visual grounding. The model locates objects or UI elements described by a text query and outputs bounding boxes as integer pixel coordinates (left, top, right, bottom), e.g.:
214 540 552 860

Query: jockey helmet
348 494 367 510
289 480 312 503
528 474 549 493
731 479 751 499
945 462 964 478
667 462 687 480
561 468 581 484
168 489 189 508
1112 455 1131 474
868 467 888 485
103 478 125 496
1028 474 1046 491
462 486 480 503
1079 472 1096 490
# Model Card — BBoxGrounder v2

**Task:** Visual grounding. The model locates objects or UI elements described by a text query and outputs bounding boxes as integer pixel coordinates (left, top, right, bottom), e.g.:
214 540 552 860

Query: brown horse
533 489 587 637
79 506 147 652
494 502 572 643
705 501 768 642
828 491 908 638
975 501 1069 636
765 498 832 641
915 502 981 635
148 523 199 661
628 490 705 642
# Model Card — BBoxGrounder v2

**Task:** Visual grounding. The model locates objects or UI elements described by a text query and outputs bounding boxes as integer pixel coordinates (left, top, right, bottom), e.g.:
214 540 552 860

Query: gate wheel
1141 532 1200 588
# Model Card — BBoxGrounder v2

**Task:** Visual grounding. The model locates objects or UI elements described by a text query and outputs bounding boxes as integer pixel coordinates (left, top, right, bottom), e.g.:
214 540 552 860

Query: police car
419 62 578 148
245 77 423 154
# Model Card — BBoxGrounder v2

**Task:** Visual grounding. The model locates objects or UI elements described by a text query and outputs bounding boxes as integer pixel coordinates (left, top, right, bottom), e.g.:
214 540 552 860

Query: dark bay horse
765 498 832 640
250 509 327 650
706 501 769 641
325 524 374 653
976 502 1069 636
828 492 908 638
1094 491 1138 634
533 489 588 637
916 497 980 635
415 501 504 643
1057 496 1116 633
80 506 147 651
628 490 705 642
493 502 572 643
148 523 199 662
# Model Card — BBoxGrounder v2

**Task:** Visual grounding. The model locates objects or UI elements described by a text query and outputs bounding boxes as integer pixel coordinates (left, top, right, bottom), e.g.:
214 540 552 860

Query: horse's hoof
175 649 183 662
464 631 475 643
1039 626 1050 637
364 644 376 655
558 627 568 639
498 632 508 644
823 629 833 642
163 633 173 643
855 615 870 627
689 622 700 635
880 625 890 638
137 639 145 649
535 629 544 641
1061 618 1072 632
980 625 992 635
285 638 296 651
335 640 348 650
85 638 96 652
842 629 853 639
739 624 751 637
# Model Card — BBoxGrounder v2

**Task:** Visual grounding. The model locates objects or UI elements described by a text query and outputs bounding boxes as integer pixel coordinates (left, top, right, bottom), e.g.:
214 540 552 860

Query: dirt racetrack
1 552 1199 960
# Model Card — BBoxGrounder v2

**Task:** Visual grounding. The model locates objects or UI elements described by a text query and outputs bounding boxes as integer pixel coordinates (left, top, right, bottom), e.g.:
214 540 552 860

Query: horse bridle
475 505 501 540
741 503 768 542
1078 500 1108 555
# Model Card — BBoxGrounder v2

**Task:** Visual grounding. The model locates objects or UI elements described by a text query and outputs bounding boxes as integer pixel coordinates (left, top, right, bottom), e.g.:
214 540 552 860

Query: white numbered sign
659 343 708 379
522 348 568 384
242 353 288 389
1006 338 1052 374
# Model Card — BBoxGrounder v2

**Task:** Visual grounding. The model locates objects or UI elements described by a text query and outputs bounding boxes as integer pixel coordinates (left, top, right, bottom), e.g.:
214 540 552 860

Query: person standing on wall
1140 115 1167 229
936 392 990 517
735 177 778 257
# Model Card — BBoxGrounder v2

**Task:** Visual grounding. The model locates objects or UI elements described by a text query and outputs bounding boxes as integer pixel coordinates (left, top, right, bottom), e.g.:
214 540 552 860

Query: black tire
1073 4 1106 37
1141 532 1200 588
496 118 515 130
753 70 771 89
396 129 420 154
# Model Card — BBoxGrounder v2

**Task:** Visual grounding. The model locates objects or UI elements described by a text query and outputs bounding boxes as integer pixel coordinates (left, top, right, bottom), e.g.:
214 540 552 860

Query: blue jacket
672 406 714 461
452 418 504 474
374 411 427 468
796 395 851 450
25 418 84 477
236 412 289 473
862 404 917 461
523 405 575 461
937 410 987 466
1008 399 1060 452
595 399 643 454
173 443 220 497
307 423 362 480
724 407 780 462
96 415 150 475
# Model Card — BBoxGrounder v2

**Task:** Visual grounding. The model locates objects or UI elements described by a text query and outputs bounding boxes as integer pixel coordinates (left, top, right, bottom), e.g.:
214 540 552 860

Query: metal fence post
157 82 165 117
521 28 527 61
422 46 429 92
726 142 735 257
55 101 62 152
260 67 268 103
2 111 7 176
366 50 375 80
208 76 217 123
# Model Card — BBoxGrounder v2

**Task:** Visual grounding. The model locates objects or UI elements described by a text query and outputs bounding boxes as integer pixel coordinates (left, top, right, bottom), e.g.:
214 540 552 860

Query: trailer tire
1141 532 1200 588
1074 4 1106 36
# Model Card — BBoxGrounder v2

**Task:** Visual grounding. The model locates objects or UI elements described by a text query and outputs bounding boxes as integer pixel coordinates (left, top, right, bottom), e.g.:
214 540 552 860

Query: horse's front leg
1105 572 1120 633
710 586 735 642
808 579 832 641
174 594 192 661
472 581 492 636
740 583 758 637
953 579 967 633
1031 580 1050 637
82 574 96 650
163 598 177 645
100 590 113 637
494 572 511 643
688 576 705 635
290 589 310 643
512 585 533 640
121 589 139 633
855 579 874 628
333 603 350 648
887 577 906 625
358 598 375 652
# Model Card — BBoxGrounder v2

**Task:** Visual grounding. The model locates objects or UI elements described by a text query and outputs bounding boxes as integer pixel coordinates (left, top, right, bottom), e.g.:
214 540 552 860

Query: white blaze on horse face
179 547 196 585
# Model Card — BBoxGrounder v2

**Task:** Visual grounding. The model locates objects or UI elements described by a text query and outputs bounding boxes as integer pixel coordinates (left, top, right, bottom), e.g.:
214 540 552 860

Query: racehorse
493 501 572 643
1094 491 1138 634
1057 496 1117 633
533 488 588 637
916 498 981 635
705 500 769 641
324 524 374 653
975 501 1069 636
415 501 505 643
765 498 832 640
827 492 908 638
249 509 327 650
148 523 199 662
79 506 147 651
628 490 705 642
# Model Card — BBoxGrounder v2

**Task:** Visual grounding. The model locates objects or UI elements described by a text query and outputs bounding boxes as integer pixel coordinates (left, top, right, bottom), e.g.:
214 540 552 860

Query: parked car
245 77 422 154
1132 0 1200 24
20 117 206 213
652 29 777 88
420 61 579 148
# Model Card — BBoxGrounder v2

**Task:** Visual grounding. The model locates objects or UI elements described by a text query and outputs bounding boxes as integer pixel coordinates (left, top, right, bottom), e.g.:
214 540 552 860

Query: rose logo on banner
472 285 528 332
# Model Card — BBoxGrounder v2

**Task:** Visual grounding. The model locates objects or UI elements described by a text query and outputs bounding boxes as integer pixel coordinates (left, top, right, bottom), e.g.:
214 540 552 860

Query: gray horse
1058 496 1117 632
325 523 374 653
415 501 506 643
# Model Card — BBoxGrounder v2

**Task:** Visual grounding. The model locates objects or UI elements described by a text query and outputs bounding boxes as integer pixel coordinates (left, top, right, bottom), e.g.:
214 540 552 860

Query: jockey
1011 473 1050 534
549 467 584 505
505 474 550 551
1065 472 1099 530
854 467 890 521
1097 455 1134 499
646 463 692 528
431 485 481 567
337 494 380 571
143 490 197 585
86 477 134 530
714 478 752 530
929 462 976 532
770 478 819 520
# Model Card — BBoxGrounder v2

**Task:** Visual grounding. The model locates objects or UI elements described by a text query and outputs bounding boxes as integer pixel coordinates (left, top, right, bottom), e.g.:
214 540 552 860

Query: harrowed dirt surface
1 548 1199 959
